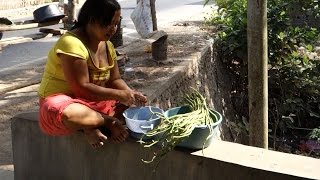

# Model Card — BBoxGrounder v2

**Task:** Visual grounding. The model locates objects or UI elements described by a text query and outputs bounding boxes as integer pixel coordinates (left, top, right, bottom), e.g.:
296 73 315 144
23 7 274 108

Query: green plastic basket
164 106 222 149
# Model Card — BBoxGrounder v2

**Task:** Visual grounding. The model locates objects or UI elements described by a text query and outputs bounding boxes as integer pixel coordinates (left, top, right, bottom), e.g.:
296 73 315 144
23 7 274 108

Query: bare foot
104 117 129 143
113 104 129 125
117 116 126 125
84 129 108 148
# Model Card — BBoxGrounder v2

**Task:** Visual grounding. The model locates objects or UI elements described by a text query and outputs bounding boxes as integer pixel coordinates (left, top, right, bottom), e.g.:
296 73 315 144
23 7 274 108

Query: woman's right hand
118 90 147 106
118 89 135 106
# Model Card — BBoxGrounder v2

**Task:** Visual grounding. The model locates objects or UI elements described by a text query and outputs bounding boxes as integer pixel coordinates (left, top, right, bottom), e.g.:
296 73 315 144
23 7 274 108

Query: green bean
140 88 219 164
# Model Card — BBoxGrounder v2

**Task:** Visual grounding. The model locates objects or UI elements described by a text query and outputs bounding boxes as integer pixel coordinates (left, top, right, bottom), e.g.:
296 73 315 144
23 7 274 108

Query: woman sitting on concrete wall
38 0 147 148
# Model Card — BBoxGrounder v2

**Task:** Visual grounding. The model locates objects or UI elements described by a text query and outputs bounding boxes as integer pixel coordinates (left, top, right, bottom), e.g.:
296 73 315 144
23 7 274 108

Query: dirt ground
0 20 212 166
119 21 212 90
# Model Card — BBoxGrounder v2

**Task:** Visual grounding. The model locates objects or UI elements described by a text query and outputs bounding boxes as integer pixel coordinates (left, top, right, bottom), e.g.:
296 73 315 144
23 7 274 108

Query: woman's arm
106 56 148 106
59 53 135 105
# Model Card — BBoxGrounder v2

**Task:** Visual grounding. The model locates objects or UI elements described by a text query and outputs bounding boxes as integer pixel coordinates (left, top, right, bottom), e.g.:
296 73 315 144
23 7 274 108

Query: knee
62 104 105 128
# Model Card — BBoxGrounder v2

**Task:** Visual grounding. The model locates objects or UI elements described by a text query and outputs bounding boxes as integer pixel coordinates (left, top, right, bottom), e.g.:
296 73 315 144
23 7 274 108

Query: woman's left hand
133 91 147 106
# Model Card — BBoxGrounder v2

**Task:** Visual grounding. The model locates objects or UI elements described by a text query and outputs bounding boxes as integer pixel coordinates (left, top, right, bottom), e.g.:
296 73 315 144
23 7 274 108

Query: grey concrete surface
11 112 319 180
0 170 14 180
0 37 59 70
0 165 13 180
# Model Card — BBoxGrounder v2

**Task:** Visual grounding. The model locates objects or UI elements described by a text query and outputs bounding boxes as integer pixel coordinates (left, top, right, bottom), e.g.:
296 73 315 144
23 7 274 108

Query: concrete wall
12 112 319 180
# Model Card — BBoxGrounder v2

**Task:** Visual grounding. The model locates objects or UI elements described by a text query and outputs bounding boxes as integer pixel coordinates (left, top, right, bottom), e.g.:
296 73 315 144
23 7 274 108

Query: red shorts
39 94 127 136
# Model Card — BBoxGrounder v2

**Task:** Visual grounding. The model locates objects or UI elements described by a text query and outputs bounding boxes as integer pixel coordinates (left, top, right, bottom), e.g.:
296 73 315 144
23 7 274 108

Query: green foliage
207 0 320 138
206 0 248 62
310 127 320 141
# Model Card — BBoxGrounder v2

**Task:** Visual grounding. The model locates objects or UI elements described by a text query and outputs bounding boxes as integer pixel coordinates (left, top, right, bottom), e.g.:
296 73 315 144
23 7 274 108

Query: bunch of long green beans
139 88 218 164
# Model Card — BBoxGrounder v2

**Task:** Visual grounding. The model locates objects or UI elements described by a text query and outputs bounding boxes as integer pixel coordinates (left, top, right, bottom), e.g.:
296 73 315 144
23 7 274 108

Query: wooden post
247 0 268 148
150 0 157 31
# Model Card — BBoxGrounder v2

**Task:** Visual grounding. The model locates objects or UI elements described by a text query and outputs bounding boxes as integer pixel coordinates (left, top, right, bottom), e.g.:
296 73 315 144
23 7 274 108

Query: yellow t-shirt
38 32 117 98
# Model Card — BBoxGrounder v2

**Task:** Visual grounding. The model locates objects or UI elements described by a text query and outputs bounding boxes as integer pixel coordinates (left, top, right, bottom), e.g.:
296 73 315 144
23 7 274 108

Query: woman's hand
133 91 147 106
118 90 147 106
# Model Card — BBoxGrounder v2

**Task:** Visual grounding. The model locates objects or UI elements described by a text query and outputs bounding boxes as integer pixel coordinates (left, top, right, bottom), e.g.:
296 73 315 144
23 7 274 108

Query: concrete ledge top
193 140 320 180
14 111 38 122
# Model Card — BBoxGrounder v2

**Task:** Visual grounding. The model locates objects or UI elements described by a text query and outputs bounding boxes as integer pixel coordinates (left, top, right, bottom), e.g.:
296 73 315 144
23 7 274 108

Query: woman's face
93 10 121 41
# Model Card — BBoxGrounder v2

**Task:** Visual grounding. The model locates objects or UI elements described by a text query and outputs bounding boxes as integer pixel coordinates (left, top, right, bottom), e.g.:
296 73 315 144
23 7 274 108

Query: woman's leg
61 103 128 148
112 103 129 124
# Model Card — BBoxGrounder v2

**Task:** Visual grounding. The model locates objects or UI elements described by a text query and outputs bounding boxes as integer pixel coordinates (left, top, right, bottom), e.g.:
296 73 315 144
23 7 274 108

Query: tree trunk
247 0 268 148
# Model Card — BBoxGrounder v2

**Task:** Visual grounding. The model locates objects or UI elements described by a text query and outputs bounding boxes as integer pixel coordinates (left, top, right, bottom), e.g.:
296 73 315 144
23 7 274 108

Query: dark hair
72 0 120 29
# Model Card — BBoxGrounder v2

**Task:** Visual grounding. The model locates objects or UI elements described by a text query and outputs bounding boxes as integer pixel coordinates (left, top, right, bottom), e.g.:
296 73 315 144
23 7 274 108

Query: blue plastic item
164 106 223 149
123 106 163 139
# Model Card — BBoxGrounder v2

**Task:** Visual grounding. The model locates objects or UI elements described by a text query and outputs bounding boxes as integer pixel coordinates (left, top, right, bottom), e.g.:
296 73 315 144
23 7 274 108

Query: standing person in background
38 0 147 148
59 0 77 30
